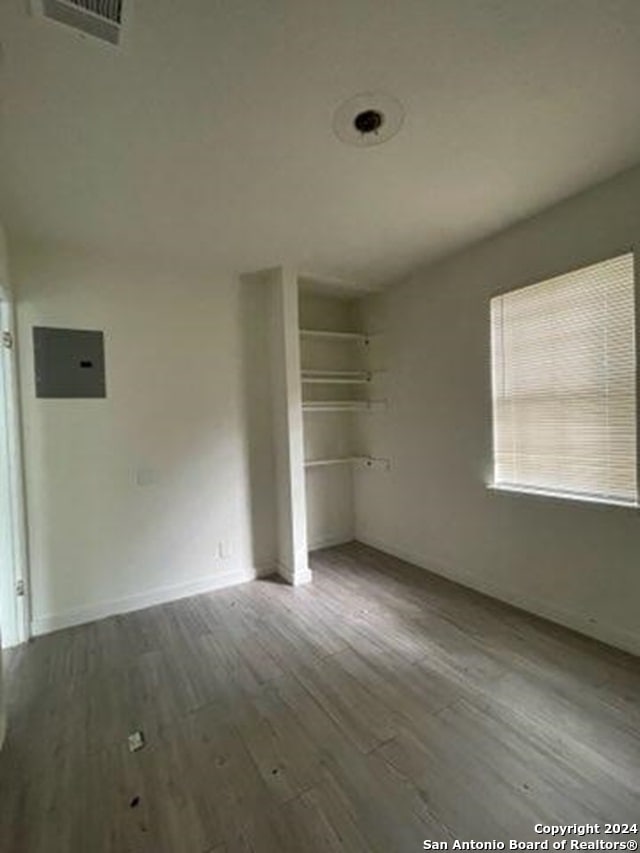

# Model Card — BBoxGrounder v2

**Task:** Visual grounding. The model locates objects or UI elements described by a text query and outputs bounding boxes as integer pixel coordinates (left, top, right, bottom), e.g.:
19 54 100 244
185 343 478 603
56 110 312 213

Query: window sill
487 482 638 510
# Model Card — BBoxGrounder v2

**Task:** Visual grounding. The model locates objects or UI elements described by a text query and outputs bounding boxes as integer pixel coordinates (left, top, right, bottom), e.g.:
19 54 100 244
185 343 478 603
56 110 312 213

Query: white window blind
491 252 637 505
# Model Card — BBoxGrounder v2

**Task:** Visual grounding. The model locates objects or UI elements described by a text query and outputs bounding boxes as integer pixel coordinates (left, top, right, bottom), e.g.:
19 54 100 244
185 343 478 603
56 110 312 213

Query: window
490 252 637 506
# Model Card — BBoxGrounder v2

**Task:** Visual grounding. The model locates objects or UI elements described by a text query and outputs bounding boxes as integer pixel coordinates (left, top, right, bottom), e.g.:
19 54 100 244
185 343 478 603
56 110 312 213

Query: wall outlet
135 468 159 487
218 541 232 559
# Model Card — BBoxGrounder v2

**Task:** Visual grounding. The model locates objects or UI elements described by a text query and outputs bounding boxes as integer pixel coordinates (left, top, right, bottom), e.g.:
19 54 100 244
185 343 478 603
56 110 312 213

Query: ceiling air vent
35 0 124 45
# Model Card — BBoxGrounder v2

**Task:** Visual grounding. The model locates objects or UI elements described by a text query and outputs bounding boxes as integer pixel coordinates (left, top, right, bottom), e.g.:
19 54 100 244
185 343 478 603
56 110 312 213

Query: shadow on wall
239 273 278 573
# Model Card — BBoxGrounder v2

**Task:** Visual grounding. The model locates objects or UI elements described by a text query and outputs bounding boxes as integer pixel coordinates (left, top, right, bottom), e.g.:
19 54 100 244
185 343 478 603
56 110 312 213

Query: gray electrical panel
33 327 106 398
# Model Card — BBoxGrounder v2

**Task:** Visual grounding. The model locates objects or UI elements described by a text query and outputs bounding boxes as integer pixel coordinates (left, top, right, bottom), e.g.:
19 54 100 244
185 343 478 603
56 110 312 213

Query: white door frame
0 287 30 647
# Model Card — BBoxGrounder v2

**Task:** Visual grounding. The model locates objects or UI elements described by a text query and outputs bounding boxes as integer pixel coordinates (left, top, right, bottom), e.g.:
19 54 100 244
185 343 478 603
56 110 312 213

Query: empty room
0 1 639 851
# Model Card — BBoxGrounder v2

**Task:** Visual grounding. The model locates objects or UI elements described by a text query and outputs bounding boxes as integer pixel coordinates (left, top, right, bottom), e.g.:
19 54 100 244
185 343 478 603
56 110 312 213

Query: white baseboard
275 560 313 586
357 534 640 657
308 533 355 551
31 565 269 637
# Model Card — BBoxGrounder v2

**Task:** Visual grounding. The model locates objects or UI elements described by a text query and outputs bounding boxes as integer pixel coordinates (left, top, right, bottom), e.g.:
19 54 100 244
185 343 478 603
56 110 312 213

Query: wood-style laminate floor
1 542 639 852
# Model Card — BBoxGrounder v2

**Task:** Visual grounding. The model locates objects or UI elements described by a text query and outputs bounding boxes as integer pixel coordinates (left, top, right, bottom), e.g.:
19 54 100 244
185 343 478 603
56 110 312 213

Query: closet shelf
301 369 371 385
302 400 387 413
304 456 390 470
305 456 362 468
299 329 370 343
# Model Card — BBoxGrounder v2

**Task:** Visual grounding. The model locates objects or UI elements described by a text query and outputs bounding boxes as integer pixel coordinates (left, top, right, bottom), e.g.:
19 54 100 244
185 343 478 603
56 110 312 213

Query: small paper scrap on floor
127 731 145 752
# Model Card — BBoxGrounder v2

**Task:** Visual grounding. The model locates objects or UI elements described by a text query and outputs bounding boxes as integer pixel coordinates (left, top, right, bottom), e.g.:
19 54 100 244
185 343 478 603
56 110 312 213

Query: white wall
356 164 640 656
267 268 310 584
15 246 270 634
239 274 278 572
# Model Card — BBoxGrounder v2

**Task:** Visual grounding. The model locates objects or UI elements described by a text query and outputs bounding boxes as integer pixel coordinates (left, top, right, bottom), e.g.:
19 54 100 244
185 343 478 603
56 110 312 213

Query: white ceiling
2 0 640 287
